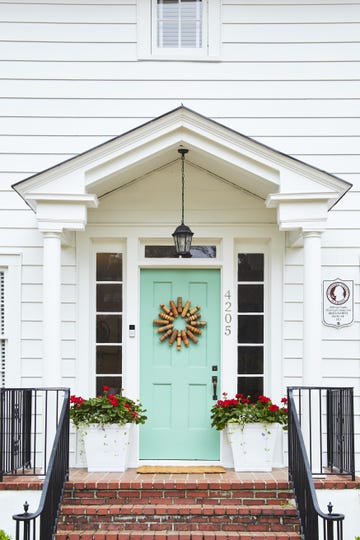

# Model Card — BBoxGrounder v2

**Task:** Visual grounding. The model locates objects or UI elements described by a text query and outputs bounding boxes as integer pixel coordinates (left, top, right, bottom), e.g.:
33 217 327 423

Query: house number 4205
224 290 232 336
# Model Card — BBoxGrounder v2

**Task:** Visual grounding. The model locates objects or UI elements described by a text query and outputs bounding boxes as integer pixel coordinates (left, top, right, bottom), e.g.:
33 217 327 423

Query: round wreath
153 296 207 350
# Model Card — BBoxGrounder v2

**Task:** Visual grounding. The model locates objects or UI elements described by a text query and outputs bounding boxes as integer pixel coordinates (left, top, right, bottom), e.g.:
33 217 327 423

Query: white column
303 231 322 386
42 231 62 386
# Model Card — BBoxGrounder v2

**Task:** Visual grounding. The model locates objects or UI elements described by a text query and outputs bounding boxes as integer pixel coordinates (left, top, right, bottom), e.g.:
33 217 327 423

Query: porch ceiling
89 144 277 201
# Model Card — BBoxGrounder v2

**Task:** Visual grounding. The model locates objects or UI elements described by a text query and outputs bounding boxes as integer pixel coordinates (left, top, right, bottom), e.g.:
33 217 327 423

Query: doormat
136 466 226 474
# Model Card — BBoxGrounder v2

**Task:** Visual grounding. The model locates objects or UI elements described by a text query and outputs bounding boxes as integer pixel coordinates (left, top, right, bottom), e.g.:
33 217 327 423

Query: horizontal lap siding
0 0 359 430
0 1 138 386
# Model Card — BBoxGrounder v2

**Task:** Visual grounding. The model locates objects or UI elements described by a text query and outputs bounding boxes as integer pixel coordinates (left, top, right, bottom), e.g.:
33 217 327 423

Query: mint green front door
140 269 220 460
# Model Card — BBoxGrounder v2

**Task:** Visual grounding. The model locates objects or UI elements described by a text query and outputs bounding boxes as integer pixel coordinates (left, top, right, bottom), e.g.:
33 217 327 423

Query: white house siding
0 0 359 463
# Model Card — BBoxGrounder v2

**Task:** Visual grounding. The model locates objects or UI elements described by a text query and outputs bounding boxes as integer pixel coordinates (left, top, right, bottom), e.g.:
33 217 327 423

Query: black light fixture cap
172 222 193 235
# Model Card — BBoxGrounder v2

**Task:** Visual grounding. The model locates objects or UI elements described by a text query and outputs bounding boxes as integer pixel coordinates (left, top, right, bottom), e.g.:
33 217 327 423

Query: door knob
212 376 218 400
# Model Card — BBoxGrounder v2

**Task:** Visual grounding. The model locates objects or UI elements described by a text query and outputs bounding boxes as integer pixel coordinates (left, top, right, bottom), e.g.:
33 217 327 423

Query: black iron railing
13 388 69 540
0 388 69 540
289 386 355 478
327 387 355 476
288 386 354 540
0 388 32 479
1 388 69 479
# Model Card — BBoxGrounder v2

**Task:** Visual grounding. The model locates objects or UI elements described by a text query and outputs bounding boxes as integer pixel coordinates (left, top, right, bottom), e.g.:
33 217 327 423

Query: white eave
12 106 352 213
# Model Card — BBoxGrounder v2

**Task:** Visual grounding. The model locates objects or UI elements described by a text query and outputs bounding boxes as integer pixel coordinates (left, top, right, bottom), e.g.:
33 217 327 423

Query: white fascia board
266 192 339 207
26 192 98 208
278 168 341 196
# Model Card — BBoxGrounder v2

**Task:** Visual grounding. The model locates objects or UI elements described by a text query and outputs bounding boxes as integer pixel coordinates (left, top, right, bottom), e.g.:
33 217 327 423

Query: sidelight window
95 253 123 395
237 253 264 399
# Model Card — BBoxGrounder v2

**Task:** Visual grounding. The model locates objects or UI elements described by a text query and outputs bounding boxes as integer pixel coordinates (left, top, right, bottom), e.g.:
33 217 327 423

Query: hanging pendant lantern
172 148 194 257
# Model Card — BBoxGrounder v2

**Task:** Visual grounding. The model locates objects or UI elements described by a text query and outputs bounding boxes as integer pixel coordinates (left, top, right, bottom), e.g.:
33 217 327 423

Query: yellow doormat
136 466 226 474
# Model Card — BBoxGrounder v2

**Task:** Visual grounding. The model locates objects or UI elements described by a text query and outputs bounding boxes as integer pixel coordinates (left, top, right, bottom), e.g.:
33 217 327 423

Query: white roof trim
12 106 352 210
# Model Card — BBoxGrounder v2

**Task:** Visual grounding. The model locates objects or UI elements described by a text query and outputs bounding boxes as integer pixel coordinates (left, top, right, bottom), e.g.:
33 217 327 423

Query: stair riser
58 515 300 532
56 533 301 539
63 490 293 506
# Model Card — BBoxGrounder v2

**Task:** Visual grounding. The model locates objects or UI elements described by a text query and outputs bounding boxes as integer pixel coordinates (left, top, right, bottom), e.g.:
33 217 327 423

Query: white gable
12 107 351 232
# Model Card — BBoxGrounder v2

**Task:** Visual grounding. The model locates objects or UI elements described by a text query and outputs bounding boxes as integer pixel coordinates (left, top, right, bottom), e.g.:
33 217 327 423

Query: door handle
212 376 218 400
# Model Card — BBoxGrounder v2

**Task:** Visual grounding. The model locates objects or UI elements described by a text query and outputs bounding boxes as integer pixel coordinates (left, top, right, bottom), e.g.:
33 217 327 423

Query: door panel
140 269 220 460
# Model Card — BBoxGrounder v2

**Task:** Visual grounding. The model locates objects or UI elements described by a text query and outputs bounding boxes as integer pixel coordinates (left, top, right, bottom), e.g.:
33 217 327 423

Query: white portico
12 108 351 448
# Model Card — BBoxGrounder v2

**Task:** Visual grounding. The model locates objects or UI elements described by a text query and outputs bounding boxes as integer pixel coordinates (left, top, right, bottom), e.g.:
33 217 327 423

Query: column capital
27 192 98 233
266 192 335 232
302 230 323 239
42 230 63 238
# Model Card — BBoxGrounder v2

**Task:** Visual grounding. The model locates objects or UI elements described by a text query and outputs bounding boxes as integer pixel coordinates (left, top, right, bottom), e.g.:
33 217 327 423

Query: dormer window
137 0 221 60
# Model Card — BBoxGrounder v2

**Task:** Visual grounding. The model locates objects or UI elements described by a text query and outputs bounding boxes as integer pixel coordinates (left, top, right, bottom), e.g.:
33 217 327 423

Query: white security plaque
323 279 354 328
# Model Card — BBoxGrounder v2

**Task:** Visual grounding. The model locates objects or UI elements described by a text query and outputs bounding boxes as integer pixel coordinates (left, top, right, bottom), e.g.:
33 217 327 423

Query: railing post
14 501 33 540
327 502 334 540
23 502 30 540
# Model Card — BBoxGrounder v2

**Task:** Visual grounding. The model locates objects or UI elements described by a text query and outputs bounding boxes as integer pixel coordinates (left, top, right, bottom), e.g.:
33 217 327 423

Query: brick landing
1 467 357 490
68 466 290 485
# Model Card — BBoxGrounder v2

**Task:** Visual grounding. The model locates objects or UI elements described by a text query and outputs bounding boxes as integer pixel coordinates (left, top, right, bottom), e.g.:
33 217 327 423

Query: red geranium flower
269 404 279 412
211 392 288 431
69 388 147 427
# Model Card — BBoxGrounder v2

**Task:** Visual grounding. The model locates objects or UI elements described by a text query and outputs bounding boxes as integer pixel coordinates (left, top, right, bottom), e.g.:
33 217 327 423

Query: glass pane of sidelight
96 346 122 374
238 284 263 313
237 253 264 281
237 377 263 400
237 346 263 374
96 376 122 396
238 315 263 343
96 315 122 343
96 253 122 281
96 284 122 312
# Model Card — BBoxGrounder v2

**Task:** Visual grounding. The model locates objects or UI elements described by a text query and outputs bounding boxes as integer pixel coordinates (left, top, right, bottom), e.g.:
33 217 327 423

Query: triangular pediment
13 106 351 212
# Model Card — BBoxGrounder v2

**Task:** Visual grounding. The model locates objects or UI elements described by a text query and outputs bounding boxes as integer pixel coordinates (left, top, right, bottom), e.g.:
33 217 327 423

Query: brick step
63 495 291 506
62 483 294 507
57 503 300 533
57 476 300 538
55 531 301 540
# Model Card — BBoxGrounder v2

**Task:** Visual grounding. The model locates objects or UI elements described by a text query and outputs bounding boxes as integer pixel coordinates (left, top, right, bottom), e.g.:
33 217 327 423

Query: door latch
212 375 218 400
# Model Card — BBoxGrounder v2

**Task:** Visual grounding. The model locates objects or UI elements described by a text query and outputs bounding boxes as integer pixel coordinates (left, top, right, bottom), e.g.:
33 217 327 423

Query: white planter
226 422 280 472
82 423 132 472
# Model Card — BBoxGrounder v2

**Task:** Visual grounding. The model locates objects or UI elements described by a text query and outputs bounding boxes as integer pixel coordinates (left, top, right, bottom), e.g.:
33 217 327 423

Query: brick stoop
55 469 301 539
